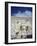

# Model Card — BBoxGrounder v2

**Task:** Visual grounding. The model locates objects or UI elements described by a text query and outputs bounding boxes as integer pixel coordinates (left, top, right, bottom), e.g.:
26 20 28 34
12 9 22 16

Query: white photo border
5 2 36 44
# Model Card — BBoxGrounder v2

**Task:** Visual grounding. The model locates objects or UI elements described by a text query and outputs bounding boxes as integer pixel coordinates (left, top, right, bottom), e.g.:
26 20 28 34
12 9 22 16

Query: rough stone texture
11 16 32 39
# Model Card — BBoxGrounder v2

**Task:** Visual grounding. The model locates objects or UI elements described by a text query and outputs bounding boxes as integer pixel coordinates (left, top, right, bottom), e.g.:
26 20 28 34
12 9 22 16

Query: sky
11 6 32 17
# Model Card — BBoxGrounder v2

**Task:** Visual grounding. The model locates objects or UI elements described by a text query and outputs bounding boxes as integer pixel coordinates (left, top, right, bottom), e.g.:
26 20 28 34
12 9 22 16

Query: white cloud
14 10 32 17
25 11 32 16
